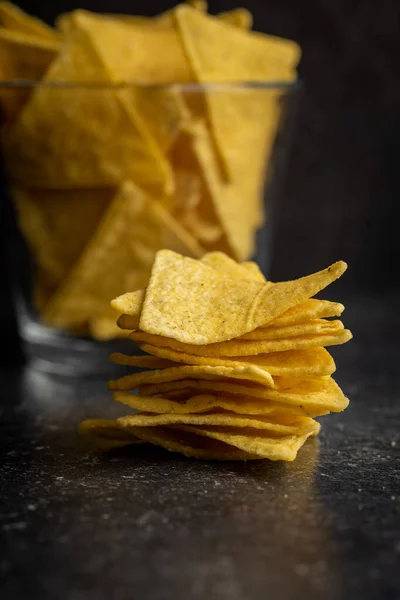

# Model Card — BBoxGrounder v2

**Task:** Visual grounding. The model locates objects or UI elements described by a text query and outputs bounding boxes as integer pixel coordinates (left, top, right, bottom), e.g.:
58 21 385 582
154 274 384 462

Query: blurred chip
13 187 112 300
4 27 173 195
43 183 203 330
0 2 59 41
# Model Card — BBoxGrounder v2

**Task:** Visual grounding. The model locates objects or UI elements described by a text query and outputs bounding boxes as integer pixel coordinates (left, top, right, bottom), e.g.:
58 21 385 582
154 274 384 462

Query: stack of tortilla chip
80 250 352 461
1 1 300 339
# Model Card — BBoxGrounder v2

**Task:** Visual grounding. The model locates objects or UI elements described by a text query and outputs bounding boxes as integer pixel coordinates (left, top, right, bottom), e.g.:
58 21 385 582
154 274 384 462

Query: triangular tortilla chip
218 8 252 30
111 251 265 319
43 183 203 330
117 412 316 436
175 6 299 175
113 391 326 417
13 187 112 298
0 2 59 42
138 250 347 344
240 319 344 341
121 425 259 460
109 363 275 391
179 424 318 461
4 28 172 195
138 376 349 413
270 298 344 327
132 329 352 356
138 344 336 377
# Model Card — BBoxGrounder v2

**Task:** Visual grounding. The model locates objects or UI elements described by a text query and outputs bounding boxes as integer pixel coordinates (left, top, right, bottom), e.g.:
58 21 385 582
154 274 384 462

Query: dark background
2 0 400 358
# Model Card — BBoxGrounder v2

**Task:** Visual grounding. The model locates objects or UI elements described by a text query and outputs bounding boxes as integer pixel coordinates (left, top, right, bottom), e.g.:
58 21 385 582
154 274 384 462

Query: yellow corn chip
175 6 299 174
201 251 266 282
43 182 203 330
270 298 344 327
131 329 352 356
117 314 140 331
240 261 266 282
186 118 258 260
179 423 319 461
111 289 145 320
118 412 317 436
113 391 327 418
123 425 259 460
111 251 266 321
4 28 172 195
0 28 59 121
69 12 190 158
0 26 59 78
240 319 344 341
13 187 112 297
175 8 299 236
109 362 275 391
218 8 253 29
139 344 336 377
138 249 347 344
139 376 349 413
168 126 229 250
0 2 59 42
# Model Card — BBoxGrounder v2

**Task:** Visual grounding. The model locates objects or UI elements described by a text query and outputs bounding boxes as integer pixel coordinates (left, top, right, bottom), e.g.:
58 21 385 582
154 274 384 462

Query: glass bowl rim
0 79 295 91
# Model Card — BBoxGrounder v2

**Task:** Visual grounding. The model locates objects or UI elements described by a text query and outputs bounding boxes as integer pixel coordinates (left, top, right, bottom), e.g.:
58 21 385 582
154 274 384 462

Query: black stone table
1 292 399 600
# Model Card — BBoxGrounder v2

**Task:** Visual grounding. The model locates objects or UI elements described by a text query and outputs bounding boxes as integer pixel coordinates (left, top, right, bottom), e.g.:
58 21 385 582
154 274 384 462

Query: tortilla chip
201 252 265 282
111 252 266 321
139 376 349 413
175 7 299 235
133 327 351 359
132 329 352 356
139 344 336 377
218 8 253 30
270 298 344 327
138 249 347 344
69 12 190 157
240 319 344 341
241 261 266 282
111 289 145 320
43 182 203 330
13 187 112 298
175 6 299 175
0 2 59 42
169 126 229 251
109 362 275 391
0 28 59 121
4 27 172 195
185 118 258 260
123 425 259 460
179 423 318 461
118 412 317 436
113 391 328 418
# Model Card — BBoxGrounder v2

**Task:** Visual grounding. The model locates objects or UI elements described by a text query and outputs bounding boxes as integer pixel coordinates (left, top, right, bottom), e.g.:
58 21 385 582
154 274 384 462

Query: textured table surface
1 291 399 600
